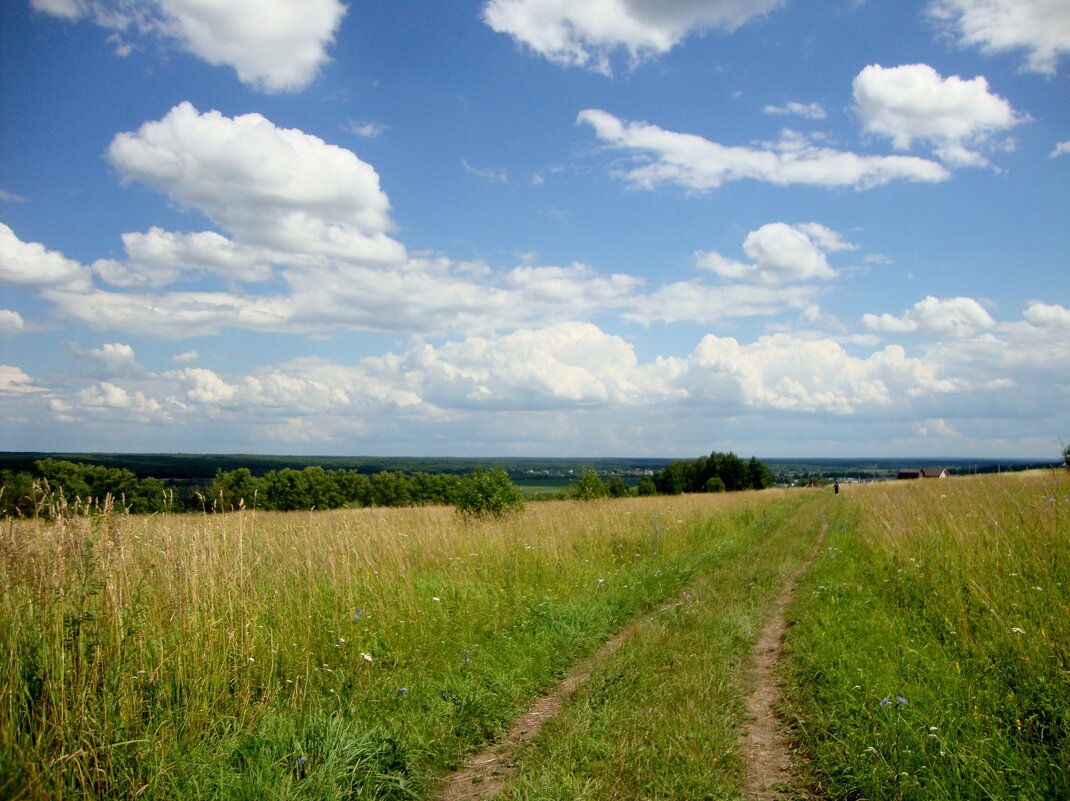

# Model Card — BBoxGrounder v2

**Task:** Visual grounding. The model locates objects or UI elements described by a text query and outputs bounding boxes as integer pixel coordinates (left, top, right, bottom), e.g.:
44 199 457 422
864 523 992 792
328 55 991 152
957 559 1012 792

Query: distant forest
0 451 1053 518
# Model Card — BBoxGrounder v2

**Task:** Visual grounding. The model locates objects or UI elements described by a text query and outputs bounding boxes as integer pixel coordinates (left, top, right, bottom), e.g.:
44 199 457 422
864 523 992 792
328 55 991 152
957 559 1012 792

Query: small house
897 467 949 480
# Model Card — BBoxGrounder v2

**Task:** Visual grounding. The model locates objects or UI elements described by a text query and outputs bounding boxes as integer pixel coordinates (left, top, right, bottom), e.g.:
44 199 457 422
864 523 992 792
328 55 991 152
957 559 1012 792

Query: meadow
783 472 1069 800
1 471 1067 800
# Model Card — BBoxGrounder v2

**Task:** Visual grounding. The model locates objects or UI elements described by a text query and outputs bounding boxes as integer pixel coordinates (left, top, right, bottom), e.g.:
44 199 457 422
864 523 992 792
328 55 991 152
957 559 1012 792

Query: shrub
453 468 526 518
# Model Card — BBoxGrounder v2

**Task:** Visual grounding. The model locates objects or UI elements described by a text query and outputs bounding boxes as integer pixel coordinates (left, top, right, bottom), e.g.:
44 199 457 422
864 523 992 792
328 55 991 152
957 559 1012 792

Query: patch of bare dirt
739 528 826 800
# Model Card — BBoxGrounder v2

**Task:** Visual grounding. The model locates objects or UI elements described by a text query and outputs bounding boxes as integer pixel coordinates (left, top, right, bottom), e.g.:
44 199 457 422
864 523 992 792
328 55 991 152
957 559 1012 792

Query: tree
636 476 657 496
453 468 526 518
747 456 774 490
704 476 726 493
604 475 630 498
210 468 261 511
1063 443 1070 472
570 467 607 501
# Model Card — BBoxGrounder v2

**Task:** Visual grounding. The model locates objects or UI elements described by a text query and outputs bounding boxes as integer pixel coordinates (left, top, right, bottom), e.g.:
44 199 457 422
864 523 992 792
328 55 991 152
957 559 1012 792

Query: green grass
782 471 1070 800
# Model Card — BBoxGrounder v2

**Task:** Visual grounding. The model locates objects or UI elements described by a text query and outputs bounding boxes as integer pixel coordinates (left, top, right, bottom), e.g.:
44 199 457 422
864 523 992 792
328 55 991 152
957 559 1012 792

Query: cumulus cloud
1022 300 1070 328
1051 140 1070 158
853 63 1026 167
762 101 827 119
578 108 950 190
0 310 25 336
76 382 168 421
26 304 1070 447
696 223 841 284
107 103 404 265
1 365 44 394
929 0 1070 75
862 295 997 336
0 223 94 292
685 333 962 414
29 0 347 92
70 342 144 378
482 0 784 74
92 227 276 288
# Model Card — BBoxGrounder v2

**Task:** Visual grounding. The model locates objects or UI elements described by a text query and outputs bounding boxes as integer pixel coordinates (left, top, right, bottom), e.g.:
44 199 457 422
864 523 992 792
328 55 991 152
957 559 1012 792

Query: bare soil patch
739 528 825 800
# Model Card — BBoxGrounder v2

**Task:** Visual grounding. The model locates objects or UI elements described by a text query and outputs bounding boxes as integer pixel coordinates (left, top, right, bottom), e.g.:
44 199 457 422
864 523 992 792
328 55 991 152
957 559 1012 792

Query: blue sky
1 0 1067 458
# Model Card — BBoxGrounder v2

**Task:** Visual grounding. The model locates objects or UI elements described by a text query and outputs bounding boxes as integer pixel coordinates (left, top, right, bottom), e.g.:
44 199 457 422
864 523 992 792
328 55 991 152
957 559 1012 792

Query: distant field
1 471 1066 800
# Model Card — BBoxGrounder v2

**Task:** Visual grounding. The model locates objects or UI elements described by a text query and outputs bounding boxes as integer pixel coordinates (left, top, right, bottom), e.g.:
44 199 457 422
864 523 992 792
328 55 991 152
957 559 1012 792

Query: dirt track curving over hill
435 524 825 801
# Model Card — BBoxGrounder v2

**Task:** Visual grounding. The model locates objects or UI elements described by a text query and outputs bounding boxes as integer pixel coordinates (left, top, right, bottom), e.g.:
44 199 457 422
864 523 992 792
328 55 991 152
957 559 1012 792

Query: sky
0 0 1068 459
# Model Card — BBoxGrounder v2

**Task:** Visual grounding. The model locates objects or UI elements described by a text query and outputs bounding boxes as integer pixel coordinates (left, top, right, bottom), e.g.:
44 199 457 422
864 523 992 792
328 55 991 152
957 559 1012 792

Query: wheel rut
435 516 826 801
739 524 825 800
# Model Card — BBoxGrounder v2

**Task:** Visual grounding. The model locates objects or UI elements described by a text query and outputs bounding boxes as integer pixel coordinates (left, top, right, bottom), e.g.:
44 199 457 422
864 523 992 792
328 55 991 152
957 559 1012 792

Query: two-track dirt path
435 520 826 801
738 526 825 799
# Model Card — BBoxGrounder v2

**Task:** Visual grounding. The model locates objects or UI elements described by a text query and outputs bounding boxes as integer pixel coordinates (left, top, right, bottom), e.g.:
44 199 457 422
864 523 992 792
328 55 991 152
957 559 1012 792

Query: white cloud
0 310 25 336
1051 140 1070 158
93 227 276 288
695 222 844 284
0 223 94 292
171 350 199 364
107 103 405 265
578 108 950 190
20 306 1069 448
684 334 963 413
0 189 28 204
863 295 997 336
30 0 83 20
30 0 347 92
504 262 642 313
0 365 44 394
482 0 784 74
792 223 859 253
77 382 168 421
345 120 388 139
70 342 144 377
42 286 295 339
1022 300 1070 328
625 281 818 325
853 63 1026 167
929 0 1070 76
462 159 510 184
762 101 827 120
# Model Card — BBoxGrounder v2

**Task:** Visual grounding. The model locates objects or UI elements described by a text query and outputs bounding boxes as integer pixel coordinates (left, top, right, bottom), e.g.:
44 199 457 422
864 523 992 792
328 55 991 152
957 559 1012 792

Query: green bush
453 468 526 518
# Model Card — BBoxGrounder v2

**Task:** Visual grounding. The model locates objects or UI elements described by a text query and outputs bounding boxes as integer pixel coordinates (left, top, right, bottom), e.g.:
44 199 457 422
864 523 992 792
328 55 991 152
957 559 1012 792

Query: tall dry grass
0 490 787 799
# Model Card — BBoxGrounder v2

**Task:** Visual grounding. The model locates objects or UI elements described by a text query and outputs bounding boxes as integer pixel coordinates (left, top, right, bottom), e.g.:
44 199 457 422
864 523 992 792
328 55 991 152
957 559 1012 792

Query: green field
1 472 1066 799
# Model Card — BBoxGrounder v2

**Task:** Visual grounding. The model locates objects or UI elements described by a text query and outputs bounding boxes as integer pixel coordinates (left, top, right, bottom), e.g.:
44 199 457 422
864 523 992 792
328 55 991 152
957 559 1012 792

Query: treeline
1 459 170 517
1 452 774 518
210 466 464 512
640 451 773 495
0 459 472 517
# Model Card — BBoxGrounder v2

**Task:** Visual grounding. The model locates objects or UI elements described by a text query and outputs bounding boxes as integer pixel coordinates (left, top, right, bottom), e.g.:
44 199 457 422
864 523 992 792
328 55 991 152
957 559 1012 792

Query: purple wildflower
896 696 909 706
880 697 891 707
